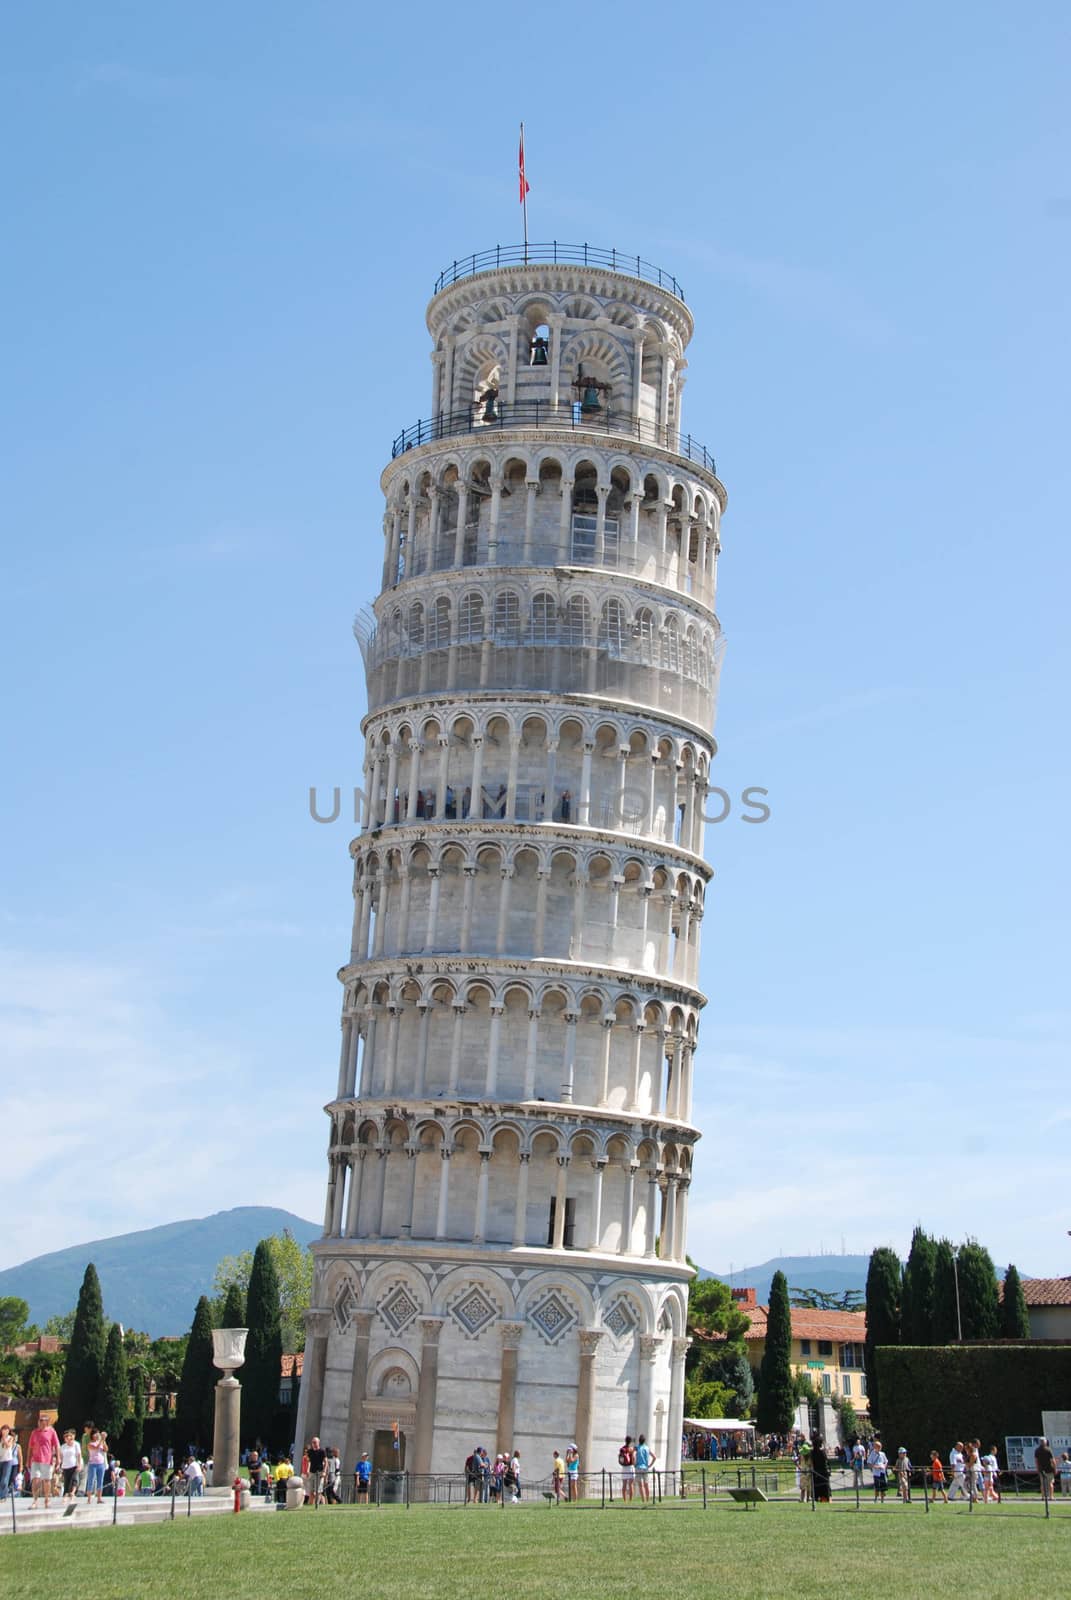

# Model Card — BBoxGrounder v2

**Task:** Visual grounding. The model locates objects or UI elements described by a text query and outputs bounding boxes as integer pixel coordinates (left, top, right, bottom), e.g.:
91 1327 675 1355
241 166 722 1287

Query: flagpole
520 121 529 260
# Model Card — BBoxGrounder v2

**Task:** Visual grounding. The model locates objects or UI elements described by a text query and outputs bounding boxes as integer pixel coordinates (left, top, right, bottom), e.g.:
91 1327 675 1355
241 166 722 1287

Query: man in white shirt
948 1442 967 1500
867 1439 889 1502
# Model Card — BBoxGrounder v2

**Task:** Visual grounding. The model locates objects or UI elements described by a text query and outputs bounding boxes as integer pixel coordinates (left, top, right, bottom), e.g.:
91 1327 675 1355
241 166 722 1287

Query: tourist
506 1449 521 1503
60 1430 83 1508
811 1433 831 1504
867 1438 888 1503
325 1447 342 1503
355 1450 371 1503
84 1430 108 1504
306 1437 327 1506
565 1442 580 1501
635 1433 655 1502
1058 1452 1071 1499
896 1447 912 1502
259 1458 273 1498
851 1438 865 1488
26 1410 62 1510
947 1441 967 1500
274 1454 293 1504
464 1447 480 1503
618 1435 636 1501
928 1450 948 1502
552 1449 565 1501
477 1445 491 1503
0 1425 18 1500
1035 1437 1056 1503
184 1455 204 1497
980 1445 1000 1502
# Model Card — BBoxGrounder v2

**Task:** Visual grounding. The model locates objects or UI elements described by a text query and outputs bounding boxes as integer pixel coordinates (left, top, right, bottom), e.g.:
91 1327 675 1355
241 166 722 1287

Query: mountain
698 1253 873 1303
0 1207 320 1338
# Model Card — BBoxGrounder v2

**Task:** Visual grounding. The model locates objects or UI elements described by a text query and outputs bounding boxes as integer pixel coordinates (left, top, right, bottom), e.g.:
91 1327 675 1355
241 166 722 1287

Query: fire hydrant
233 1476 243 1513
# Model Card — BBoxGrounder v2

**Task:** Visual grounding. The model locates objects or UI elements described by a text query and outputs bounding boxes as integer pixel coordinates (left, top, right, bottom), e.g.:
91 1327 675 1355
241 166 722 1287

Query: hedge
874 1343 1071 1463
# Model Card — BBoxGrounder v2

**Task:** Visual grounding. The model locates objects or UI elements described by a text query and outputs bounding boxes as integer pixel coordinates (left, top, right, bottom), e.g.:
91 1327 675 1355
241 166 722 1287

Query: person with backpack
618 1436 636 1501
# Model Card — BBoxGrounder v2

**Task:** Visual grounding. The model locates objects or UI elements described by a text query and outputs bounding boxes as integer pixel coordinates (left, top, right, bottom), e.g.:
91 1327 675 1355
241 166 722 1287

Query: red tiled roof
1021 1277 1071 1307
692 1305 867 1343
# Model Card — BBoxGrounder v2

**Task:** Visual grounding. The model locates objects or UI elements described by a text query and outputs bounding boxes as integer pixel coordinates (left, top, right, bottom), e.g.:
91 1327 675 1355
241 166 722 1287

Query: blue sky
3 3 1069 1287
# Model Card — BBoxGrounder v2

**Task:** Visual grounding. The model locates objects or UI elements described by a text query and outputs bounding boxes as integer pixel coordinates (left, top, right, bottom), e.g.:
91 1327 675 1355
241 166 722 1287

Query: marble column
412 1318 445 1477
668 1336 691 1470
496 1322 526 1457
294 1306 332 1454
512 1153 530 1245
342 1310 375 1473
636 1333 662 1444
575 1329 604 1484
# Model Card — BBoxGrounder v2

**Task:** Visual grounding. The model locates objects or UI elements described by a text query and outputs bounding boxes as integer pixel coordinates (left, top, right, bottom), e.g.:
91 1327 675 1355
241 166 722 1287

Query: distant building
1020 1277 1071 1341
693 1286 869 1418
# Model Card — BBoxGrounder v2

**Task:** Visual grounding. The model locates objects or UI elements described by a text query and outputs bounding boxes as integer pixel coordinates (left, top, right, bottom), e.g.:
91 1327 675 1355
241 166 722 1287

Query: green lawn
4 1500 1069 1599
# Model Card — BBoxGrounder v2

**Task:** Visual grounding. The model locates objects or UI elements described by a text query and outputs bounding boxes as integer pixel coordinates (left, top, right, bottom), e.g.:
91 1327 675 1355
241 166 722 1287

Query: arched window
599 599 626 654
563 595 593 647
683 626 699 680
407 603 424 652
427 596 451 649
458 592 484 643
662 617 681 672
530 592 556 644
636 607 656 655
494 589 521 640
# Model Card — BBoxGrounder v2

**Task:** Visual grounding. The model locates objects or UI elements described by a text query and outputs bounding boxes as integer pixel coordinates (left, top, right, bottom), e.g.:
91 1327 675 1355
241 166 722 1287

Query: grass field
4 1499 1068 1600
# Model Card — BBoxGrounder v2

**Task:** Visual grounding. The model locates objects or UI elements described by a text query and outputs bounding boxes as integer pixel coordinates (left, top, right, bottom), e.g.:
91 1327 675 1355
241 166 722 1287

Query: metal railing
390 401 717 479
433 243 685 302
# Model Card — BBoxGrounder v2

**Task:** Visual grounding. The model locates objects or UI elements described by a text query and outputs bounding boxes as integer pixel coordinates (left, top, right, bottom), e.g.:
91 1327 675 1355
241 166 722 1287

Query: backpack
618 1445 631 1467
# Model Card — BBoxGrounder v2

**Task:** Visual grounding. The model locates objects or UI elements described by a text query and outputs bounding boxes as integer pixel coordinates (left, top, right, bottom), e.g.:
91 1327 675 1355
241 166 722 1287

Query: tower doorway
372 1428 407 1471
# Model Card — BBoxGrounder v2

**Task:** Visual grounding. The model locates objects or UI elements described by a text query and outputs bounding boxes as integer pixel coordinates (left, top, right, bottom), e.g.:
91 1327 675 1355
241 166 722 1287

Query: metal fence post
702 1467 707 1510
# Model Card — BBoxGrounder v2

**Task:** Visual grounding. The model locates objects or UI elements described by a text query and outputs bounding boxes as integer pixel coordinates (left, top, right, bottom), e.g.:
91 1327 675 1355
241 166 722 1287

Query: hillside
699 1253 873 1303
0 1207 320 1337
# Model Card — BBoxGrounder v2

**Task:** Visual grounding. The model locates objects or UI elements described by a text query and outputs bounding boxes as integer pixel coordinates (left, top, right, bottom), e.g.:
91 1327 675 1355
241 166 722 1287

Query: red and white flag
519 126 530 204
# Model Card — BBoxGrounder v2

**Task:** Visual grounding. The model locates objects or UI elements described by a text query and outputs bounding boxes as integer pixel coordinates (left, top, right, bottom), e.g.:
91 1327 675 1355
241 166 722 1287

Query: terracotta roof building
693 1287 869 1414
1020 1276 1071 1341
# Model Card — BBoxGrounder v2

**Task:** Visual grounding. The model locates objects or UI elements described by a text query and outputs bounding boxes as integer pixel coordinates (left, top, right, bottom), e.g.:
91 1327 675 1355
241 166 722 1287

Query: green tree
756 1270 795 1434
213 1230 311 1351
44 1309 77 1342
0 1296 31 1347
58 1264 107 1431
95 1322 129 1440
933 1239 960 1342
864 1247 901 1430
686 1270 751 1343
24 1350 66 1397
176 1297 216 1451
220 1283 246 1330
901 1226 937 1344
788 1287 863 1312
123 1360 147 1461
1000 1264 1030 1339
957 1241 1000 1339
243 1241 284 1448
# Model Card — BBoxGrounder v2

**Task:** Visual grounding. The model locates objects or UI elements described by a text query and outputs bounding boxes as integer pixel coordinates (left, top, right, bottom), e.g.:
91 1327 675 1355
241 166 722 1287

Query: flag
519 127 530 204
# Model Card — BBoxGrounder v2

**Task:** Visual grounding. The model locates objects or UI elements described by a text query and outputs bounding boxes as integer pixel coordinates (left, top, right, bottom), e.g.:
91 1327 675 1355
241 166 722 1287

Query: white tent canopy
683 1418 755 1432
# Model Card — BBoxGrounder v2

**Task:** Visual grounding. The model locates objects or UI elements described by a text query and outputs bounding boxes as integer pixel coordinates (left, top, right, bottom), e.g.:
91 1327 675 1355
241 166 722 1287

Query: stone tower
297 244 726 1482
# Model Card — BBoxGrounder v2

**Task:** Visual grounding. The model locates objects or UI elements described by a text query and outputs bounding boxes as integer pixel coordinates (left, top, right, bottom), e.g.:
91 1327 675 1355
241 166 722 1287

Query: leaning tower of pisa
296 244 726 1482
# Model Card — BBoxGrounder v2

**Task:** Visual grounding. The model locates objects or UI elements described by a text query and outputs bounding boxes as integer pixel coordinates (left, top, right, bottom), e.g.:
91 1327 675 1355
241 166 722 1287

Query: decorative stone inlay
603 1298 638 1342
449 1284 499 1339
334 1278 358 1334
527 1290 578 1346
379 1284 420 1334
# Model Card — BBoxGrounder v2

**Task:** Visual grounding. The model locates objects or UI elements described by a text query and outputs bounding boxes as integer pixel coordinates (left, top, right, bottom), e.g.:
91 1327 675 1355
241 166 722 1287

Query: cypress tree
95 1322 129 1441
220 1282 246 1329
176 1296 216 1453
957 1241 1000 1339
123 1362 146 1462
1000 1264 1031 1339
901 1226 937 1344
58 1263 107 1432
243 1241 283 1449
756 1270 795 1434
864 1247 901 1429
933 1239 960 1341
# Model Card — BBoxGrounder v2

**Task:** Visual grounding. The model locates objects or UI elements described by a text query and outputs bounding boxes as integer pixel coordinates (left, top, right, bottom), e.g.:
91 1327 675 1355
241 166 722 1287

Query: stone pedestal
211 1375 241 1489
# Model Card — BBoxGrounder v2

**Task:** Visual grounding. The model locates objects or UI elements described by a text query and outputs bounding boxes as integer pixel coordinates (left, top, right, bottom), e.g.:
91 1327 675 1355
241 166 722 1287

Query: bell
580 383 601 412
481 391 499 422
531 337 549 367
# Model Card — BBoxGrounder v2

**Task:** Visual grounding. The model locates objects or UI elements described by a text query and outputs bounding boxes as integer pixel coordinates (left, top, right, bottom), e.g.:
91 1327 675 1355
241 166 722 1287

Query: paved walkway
0 1492 277 1538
